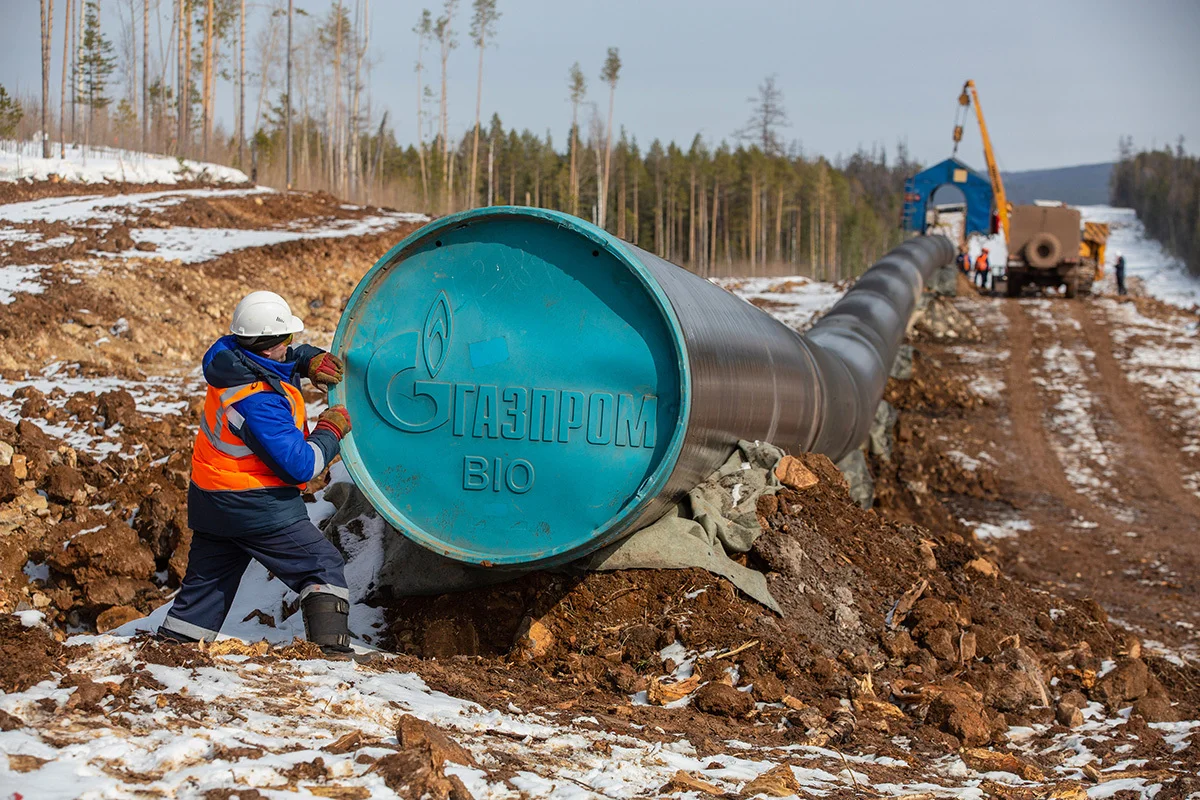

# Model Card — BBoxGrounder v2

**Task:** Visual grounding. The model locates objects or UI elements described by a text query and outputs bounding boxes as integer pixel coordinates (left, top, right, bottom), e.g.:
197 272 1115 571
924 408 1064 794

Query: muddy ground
0 180 1198 795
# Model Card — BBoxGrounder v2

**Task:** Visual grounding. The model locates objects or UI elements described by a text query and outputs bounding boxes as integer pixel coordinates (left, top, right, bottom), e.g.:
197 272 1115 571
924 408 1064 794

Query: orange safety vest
191 381 309 492
975 254 990 272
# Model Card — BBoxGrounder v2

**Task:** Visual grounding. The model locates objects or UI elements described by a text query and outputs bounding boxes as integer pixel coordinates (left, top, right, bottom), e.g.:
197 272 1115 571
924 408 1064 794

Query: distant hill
1001 162 1114 205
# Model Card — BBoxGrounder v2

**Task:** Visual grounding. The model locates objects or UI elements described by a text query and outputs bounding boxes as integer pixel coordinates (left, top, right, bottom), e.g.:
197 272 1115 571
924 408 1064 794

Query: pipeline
330 207 953 568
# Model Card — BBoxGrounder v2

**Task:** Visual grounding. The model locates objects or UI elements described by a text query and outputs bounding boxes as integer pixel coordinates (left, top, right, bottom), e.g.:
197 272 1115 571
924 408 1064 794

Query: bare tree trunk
142 0 149 149
439 22 450 211
569 102 578 216
40 0 53 159
183 0 193 154
237 0 244 167
252 10 278 137
774 185 784 265
201 0 213 158
72 0 81 143
830 211 838 281
723 188 732 267
469 28 484 209
617 163 626 239
657 165 667 257
749 171 757 271
59 0 71 155
348 0 369 201
710 178 719 268
414 35 429 208
631 164 638 245
486 135 494 206
600 85 614 229
285 0 293 188
688 164 696 267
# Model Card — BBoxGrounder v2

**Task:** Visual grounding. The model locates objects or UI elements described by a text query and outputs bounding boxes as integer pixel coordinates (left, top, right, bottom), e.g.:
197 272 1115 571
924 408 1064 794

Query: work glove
307 352 344 388
314 405 352 440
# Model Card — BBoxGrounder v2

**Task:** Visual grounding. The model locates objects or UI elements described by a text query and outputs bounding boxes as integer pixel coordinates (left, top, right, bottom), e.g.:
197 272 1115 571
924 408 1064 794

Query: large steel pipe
330 207 953 568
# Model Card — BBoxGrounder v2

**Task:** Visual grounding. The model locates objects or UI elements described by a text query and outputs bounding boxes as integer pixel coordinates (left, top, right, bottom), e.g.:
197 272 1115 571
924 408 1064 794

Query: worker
974 248 991 291
158 291 355 655
955 246 970 275
1115 253 1127 296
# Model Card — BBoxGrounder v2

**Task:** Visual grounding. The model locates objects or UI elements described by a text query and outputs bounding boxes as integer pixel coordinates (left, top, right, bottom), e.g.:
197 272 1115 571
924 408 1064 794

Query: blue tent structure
902 157 995 237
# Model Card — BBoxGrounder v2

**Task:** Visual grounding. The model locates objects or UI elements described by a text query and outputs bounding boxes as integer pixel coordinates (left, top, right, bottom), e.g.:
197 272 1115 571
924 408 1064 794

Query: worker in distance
157 291 356 655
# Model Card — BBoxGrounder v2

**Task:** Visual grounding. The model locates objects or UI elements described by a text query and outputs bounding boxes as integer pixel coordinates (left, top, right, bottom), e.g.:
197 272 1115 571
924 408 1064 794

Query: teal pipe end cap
331 207 691 568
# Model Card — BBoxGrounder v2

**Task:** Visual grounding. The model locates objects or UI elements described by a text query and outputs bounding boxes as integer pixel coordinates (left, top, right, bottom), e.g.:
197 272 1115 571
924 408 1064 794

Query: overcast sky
2 0 1198 172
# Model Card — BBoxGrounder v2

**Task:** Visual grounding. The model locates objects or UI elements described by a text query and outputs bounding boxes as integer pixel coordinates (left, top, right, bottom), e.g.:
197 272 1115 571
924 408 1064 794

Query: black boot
302 593 354 655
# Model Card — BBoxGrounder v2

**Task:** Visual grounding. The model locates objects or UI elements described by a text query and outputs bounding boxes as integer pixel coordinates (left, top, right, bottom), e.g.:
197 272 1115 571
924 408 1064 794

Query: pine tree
78 0 116 145
567 62 585 216
468 0 499 208
598 47 620 229
0 85 24 138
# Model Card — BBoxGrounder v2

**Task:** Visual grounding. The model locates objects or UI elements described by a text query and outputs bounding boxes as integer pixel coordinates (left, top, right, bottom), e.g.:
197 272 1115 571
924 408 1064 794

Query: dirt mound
384 448 1190 756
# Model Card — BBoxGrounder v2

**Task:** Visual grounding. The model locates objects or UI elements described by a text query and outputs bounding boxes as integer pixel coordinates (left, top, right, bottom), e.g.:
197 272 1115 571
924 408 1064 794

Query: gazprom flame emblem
423 290 452 379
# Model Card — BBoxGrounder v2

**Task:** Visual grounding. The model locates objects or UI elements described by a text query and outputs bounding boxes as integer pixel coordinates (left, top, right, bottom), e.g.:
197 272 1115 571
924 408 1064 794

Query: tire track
1001 301 1087 516
1071 300 1200 519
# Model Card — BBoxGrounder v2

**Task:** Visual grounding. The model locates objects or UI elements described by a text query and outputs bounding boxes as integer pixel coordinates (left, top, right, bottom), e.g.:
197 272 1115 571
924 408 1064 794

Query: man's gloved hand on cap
315 406 351 440
307 352 344 388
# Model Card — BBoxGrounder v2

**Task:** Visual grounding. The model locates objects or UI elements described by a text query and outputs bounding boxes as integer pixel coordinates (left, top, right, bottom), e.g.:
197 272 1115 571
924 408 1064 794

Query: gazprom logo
366 292 658 449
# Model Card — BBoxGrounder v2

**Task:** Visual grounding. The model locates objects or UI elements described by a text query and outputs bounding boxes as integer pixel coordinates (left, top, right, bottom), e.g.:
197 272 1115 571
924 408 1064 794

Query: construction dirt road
0 180 1198 797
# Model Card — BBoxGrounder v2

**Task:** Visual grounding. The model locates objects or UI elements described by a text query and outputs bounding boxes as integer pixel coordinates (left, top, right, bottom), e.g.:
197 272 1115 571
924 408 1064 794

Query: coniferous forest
1111 138 1200 278
11 0 916 278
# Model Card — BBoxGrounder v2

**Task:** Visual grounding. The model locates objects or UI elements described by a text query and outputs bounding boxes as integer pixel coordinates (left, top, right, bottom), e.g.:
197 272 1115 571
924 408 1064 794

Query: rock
1055 701 1084 728
10 455 27 481
928 265 958 297
927 688 991 746
923 627 958 662
751 673 786 703
1093 658 1150 708
910 598 953 630
43 464 86 504
966 557 998 578
647 675 701 705
421 618 481 659
835 448 874 510
661 771 723 796
774 456 818 491
693 682 754 718
607 664 647 695
987 648 1050 712
959 631 977 663
960 748 1044 781
882 631 917 659
890 344 915 381
1132 692 1179 723
96 605 142 633
96 390 140 429
868 401 898 461
373 748 474 800
396 715 476 767
132 487 188 561
16 419 51 451
0 709 25 731
739 765 802 798
0 440 13 467
0 465 17 503
50 524 156 581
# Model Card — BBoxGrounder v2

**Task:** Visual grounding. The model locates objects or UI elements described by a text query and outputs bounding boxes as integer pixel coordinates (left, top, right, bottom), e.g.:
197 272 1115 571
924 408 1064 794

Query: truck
1003 203 1109 298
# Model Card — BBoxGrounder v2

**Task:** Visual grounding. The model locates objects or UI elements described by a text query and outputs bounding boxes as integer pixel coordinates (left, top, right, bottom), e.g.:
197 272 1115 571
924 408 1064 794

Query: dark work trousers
975 269 991 291
1117 270 1127 296
159 519 348 642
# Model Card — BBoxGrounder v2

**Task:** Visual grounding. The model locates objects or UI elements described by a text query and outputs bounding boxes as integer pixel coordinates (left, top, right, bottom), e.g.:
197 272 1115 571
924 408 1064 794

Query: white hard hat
230 291 305 337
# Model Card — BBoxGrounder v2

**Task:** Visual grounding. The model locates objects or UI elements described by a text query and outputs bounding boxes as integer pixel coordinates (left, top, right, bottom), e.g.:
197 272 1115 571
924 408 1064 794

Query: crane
952 80 1009 242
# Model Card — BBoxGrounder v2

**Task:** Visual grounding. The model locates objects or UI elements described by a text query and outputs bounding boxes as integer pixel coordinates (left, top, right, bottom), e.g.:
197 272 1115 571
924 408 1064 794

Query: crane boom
952 80 1010 242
